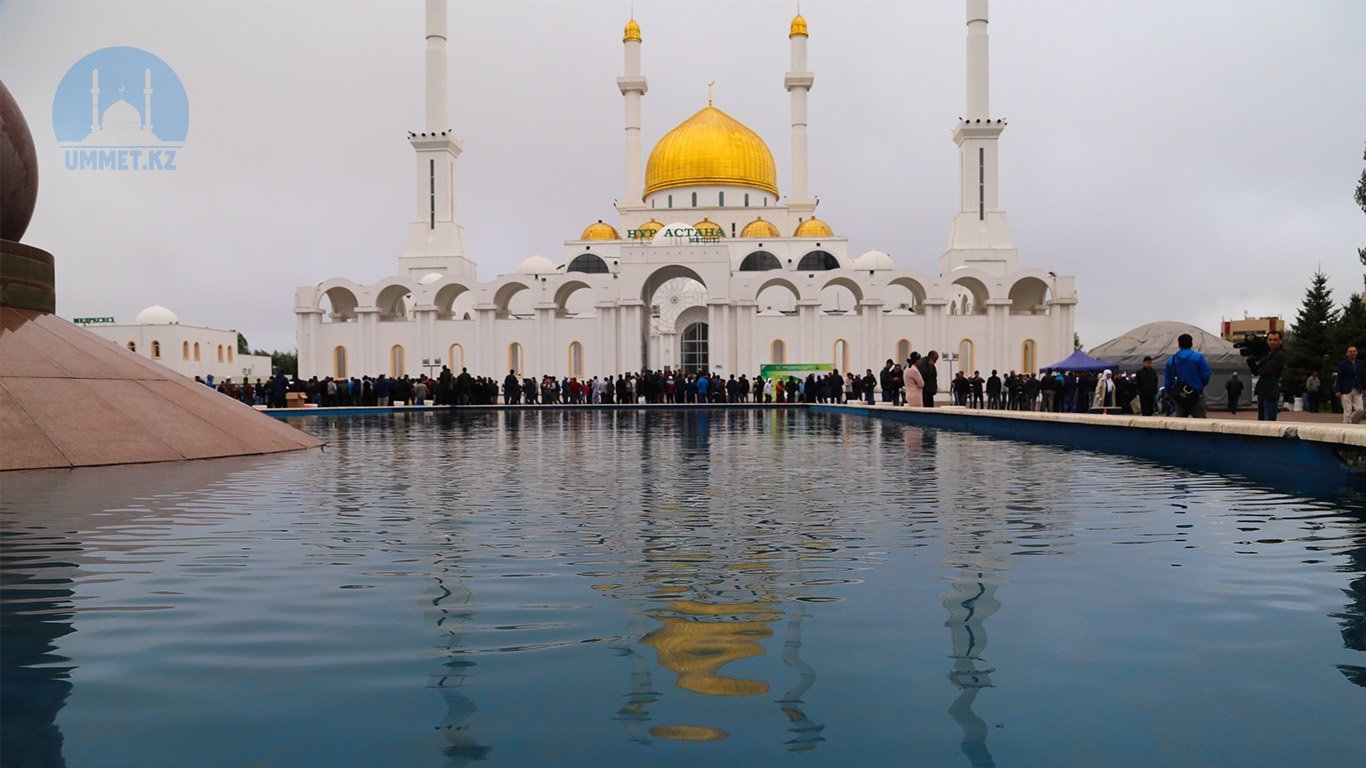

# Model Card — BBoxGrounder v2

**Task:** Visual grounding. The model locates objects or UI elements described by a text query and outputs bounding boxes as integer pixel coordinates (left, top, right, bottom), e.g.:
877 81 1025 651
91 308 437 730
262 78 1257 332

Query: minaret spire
785 11 815 205
618 16 648 205
942 0 1015 273
401 0 474 278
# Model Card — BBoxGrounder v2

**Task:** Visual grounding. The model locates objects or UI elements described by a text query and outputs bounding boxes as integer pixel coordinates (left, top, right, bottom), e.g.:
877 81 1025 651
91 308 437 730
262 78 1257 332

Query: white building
296 0 1077 384
84 305 274 382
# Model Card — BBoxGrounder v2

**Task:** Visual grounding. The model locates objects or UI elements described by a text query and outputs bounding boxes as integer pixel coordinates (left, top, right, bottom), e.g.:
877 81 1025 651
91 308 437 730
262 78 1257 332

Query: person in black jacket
919 351 939 407
1135 357 1160 416
1225 373 1244 414
1249 330 1286 421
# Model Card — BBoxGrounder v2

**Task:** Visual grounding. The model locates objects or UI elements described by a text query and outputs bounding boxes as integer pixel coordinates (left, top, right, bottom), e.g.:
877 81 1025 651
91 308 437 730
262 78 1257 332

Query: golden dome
693 218 724 239
644 106 779 198
624 19 641 43
790 14 808 38
794 217 833 238
633 219 664 238
581 220 621 240
740 217 780 239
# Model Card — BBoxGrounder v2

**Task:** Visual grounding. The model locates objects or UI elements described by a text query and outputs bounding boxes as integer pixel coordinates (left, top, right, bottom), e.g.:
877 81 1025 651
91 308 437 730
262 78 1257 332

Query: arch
886 276 928 314
949 274 990 315
217 345 224 363
376 283 412 321
834 339 850 372
390 344 405 377
151 340 161 359
182 341 189 359
193 342 201 361
227 347 234 363
1008 275 1052 314
434 282 474 319
820 276 862 315
129 341 138 353
771 339 786 364
320 284 360 322
797 250 839 272
681 322 708 372
753 275 801 309
493 281 533 319
568 341 584 376
553 279 597 318
1022 339 1038 374
896 339 911 363
567 253 609 274
508 342 524 374
739 251 781 272
448 343 465 370
333 345 348 379
958 338 975 374
640 264 707 305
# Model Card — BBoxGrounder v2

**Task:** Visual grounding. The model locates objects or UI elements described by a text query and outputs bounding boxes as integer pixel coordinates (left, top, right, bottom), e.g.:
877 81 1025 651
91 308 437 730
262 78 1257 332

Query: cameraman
1248 330 1286 421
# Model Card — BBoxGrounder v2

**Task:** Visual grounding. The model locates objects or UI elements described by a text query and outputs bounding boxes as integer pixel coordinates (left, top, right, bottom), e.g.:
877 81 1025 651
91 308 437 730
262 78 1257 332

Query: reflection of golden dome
692 218 724 239
794 217 833 238
581 220 620 240
624 19 642 43
633 219 664 238
790 14 808 38
645 106 779 197
641 600 779 697
740 217 780 239
649 725 730 742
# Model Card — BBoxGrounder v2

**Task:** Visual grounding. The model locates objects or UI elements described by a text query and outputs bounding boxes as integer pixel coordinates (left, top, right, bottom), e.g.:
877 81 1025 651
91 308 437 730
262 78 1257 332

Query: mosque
295 0 1077 383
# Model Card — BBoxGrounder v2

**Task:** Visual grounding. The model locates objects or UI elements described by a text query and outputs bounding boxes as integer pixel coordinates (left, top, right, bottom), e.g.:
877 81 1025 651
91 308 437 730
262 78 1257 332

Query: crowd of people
195 337 1364 424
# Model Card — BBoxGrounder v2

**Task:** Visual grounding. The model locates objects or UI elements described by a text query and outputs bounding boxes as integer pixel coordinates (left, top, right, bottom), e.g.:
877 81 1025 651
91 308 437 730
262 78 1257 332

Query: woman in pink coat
903 352 925 407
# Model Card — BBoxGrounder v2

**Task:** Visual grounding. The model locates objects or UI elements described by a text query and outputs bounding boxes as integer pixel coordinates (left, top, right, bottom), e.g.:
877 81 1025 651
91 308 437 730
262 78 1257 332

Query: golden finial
707 80 715 106
790 6 808 39
624 17 642 43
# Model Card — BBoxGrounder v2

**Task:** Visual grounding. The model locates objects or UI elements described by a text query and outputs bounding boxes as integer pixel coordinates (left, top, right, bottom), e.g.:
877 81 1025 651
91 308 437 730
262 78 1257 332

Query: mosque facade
85 305 274 382
295 0 1077 384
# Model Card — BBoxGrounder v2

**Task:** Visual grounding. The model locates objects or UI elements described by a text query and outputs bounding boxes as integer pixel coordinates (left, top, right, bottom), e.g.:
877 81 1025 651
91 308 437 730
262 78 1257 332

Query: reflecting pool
2 410 1363 767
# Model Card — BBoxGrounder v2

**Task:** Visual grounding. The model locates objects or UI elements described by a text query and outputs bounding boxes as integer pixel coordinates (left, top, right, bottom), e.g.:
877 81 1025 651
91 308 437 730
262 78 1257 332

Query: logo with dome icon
52 46 188 171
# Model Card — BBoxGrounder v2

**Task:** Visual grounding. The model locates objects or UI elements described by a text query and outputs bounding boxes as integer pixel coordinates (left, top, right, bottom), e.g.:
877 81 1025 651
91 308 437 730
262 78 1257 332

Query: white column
474 305 496 374
785 18 814 202
861 300 884 372
596 304 617 375
142 69 153 132
707 301 732 376
733 301 756 374
618 22 648 205
356 309 379 376
966 0 989 120
425 0 448 133
90 69 100 131
535 304 556 374
619 300 645 372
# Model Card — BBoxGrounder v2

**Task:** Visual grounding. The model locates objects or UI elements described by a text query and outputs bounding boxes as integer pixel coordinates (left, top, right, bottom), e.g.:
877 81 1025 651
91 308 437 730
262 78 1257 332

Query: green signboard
760 363 834 381
72 316 115 325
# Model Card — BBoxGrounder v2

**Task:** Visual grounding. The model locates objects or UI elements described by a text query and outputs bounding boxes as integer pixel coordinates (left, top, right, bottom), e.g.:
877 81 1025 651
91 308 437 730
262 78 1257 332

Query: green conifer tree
1283 271 1338 406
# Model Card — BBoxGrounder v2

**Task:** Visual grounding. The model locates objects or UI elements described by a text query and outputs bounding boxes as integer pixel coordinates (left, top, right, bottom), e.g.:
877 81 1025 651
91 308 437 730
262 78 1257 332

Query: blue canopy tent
1042 349 1114 372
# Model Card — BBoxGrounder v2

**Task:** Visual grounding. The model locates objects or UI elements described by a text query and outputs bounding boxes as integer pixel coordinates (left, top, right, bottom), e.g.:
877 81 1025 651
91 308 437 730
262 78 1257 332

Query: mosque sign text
653 226 723 244
72 317 115 325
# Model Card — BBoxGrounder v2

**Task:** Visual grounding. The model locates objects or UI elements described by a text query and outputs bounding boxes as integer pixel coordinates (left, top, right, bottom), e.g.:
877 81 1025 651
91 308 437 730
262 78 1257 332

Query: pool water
2 410 1363 767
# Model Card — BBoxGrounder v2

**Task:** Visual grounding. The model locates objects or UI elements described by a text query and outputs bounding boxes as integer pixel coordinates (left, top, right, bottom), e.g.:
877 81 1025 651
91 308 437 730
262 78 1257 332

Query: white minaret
142 69 153 132
784 14 815 205
617 19 647 206
401 0 474 279
90 69 100 132
942 0 1015 274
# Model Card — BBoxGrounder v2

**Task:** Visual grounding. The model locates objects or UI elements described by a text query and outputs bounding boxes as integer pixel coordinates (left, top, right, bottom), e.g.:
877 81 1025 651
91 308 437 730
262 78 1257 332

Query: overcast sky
4 0 1364 353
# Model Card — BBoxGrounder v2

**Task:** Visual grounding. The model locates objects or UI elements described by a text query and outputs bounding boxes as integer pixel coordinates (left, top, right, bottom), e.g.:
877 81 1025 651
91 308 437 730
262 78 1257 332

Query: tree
1357 142 1365 290
252 348 297 377
1333 293 1366 356
1073 332 1082 350
236 333 249 354
1283 271 1338 404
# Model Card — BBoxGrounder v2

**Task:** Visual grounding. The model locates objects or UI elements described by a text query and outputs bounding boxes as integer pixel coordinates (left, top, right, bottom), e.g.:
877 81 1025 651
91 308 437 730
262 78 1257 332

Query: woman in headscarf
903 352 925 408
1092 369 1116 410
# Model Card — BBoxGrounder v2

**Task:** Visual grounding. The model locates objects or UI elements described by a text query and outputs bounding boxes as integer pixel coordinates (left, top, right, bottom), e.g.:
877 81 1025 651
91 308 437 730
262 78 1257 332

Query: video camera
1233 333 1269 359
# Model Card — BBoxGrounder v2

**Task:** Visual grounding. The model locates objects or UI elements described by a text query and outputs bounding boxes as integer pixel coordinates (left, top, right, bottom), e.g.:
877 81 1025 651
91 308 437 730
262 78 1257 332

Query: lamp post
422 356 442 378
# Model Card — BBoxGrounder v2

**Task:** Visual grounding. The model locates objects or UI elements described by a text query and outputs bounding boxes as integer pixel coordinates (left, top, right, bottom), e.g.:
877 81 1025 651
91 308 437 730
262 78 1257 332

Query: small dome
101 99 142 130
516 255 557 274
135 305 179 325
790 14 808 38
624 19 642 43
692 218 724 239
632 219 664 238
854 250 894 270
794 217 833 238
581 220 621 241
418 272 444 285
740 217 780 239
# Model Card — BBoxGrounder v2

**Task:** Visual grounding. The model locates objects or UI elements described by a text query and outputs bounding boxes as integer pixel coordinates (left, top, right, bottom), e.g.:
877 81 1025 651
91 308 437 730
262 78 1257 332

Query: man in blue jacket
1335 345 1364 423
1164 333 1212 418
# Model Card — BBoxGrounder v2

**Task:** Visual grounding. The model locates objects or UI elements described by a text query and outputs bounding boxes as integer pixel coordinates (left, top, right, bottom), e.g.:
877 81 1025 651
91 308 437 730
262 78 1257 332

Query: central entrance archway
681 322 709 373
642 265 708 372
